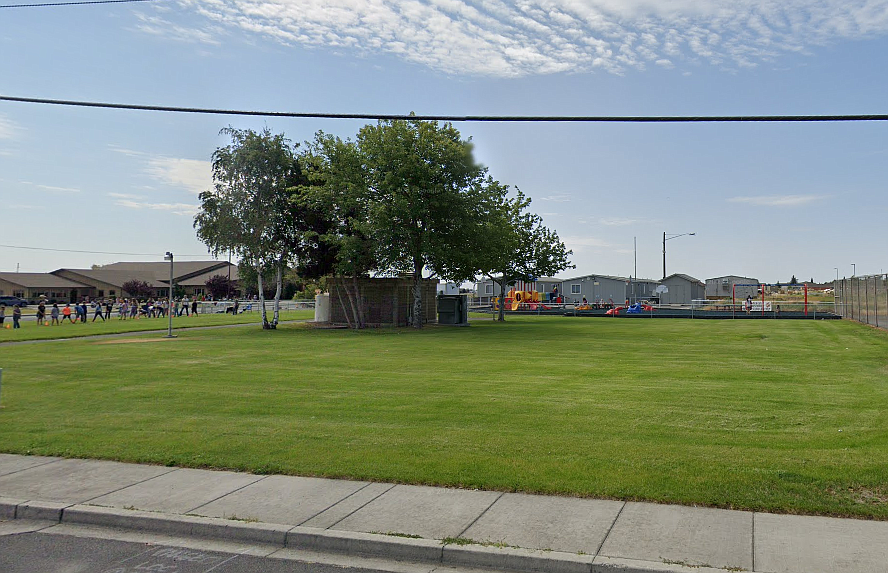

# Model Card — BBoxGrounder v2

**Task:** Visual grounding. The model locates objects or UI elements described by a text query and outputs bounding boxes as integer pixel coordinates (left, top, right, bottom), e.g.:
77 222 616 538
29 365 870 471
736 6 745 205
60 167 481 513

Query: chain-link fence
835 275 888 329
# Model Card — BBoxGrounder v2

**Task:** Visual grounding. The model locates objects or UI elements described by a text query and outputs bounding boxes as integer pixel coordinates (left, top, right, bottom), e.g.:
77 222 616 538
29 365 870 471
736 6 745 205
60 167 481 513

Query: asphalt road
0 526 417 573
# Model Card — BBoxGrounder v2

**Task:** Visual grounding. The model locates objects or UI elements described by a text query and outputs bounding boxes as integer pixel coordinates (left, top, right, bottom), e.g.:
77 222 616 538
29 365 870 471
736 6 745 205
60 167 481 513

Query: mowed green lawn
1 316 887 519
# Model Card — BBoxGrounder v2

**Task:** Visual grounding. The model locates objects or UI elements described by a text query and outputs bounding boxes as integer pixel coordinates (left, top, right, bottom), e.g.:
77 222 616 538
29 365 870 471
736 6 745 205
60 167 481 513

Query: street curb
287 526 444 563
443 543 596 573
5 501 739 573
590 556 734 573
0 496 26 519
61 504 290 545
17 500 69 522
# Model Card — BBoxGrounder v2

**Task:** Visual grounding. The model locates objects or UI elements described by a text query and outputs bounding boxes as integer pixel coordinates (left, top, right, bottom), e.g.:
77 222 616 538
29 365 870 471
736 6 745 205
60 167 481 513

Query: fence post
865 277 870 325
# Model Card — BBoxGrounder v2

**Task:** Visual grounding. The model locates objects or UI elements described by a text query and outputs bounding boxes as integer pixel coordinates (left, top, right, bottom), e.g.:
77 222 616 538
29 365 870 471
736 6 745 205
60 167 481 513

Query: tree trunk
257 263 271 329
342 277 364 329
333 280 353 329
411 261 423 329
271 260 282 328
352 275 365 329
496 277 506 322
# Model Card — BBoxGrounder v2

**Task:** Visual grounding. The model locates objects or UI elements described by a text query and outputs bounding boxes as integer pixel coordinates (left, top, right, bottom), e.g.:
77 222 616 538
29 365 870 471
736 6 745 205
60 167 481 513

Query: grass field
0 309 314 342
1 316 886 519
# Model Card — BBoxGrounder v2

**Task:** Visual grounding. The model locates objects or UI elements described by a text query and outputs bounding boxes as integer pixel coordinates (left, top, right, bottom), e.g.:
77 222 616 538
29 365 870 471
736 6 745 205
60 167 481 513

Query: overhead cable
1 95 887 123
0 0 159 8
0 244 211 258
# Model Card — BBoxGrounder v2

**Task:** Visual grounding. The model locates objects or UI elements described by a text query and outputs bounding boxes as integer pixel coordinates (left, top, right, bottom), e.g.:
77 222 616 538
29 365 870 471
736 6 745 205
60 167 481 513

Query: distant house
658 274 705 305
705 276 759 300
0 272 92 303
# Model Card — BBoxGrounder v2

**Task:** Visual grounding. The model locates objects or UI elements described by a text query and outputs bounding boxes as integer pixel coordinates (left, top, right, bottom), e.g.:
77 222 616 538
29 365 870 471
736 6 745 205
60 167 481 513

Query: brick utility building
326 276 438 327
705 276 760 300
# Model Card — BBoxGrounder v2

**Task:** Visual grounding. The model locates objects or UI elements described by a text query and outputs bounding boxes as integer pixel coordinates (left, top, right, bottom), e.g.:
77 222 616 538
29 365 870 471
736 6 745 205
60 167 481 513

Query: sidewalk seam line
78 466 180 504
183 474 270 514
455 491 504 539
321 483 397 530
594 500 626 557
0 457 64 479
751 511 756 572
294 481 374 526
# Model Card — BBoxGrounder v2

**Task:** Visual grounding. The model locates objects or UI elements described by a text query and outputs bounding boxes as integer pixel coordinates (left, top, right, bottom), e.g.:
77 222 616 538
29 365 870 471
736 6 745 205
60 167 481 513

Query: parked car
0 296 28 307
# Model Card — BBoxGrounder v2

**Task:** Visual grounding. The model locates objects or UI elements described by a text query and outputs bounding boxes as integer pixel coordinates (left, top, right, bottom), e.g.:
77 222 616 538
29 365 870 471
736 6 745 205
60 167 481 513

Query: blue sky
1 0 887 283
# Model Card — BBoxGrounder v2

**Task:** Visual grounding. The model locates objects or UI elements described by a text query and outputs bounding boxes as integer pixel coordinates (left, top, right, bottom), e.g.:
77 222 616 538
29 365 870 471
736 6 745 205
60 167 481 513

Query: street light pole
852 263 856 277
164 252 176 338
663 232 696 280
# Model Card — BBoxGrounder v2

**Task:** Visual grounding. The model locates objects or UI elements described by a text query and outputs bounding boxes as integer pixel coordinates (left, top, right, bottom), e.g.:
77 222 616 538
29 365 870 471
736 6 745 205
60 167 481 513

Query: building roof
0 272 90 289
54 269 169 289
100 261 231 282
664 273 704 285
706 275 759 282
177 266 240 286
561 273 660 283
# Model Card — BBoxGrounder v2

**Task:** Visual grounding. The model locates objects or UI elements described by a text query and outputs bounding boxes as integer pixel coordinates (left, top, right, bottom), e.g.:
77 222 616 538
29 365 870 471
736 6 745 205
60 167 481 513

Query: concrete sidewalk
0 454 885 573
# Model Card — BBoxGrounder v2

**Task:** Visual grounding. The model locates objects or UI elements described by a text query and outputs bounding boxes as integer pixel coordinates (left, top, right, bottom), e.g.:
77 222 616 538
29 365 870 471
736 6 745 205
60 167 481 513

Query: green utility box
437 294 469 326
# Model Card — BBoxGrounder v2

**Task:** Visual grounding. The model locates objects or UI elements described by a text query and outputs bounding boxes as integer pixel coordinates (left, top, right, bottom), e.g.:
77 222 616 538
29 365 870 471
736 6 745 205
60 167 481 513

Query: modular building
658 274 706 305
705 276 759 300
561 274 630 305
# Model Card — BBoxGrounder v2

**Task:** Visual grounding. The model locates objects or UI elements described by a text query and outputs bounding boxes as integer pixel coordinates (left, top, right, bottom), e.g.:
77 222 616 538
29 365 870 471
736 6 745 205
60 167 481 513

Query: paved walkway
1 454 886 573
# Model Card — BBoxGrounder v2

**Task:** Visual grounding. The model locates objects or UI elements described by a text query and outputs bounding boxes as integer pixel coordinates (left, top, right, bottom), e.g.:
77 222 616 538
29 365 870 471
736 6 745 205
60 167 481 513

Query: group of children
3 297 202 328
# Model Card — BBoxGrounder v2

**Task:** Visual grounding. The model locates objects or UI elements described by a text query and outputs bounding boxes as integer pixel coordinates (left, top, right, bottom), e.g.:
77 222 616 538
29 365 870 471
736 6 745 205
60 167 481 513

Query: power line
0 244 212 258
0 0 159 8
1 95 887 123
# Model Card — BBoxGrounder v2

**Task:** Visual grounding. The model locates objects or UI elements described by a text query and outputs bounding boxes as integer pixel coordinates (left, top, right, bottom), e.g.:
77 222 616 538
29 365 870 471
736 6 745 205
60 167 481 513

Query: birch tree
194 127 304 329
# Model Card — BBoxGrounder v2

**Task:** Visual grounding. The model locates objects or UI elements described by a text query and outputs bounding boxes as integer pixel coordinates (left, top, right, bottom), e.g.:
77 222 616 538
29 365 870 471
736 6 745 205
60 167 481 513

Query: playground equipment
493 287 552 311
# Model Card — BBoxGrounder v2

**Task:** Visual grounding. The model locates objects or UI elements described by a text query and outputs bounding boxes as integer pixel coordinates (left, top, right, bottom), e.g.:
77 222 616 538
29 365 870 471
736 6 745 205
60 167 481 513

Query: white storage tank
314 293 331 322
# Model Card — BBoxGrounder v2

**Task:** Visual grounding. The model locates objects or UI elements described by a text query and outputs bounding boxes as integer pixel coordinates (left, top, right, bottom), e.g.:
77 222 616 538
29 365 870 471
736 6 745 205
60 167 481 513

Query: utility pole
164 252 176 338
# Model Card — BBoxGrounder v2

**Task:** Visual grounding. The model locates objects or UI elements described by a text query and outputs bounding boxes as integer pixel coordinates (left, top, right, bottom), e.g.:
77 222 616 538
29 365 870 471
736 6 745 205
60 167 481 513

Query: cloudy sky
1 0 887 282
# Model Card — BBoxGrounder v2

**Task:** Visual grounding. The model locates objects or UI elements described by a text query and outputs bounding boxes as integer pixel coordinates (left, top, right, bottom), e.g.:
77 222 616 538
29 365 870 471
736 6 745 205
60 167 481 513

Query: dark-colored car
0 296 28 307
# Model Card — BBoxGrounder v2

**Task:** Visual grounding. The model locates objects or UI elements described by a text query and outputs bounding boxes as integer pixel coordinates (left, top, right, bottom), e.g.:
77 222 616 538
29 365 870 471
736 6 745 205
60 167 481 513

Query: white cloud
727 194 824 206
107 192 145 199
166 0 888 76
145 157 213 195
115 199 200 216
110 146 213 195
562 235 614 252
20 181 81 194
0 114 21 140
539 194 572 202
132 12 223 45
599 217 637 226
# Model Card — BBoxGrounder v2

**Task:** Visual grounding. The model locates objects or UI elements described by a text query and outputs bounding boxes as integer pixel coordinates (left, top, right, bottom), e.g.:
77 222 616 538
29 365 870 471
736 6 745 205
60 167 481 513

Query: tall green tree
294 131 377 328
194 127 305 329
479 186 573 322
357 118 486 328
